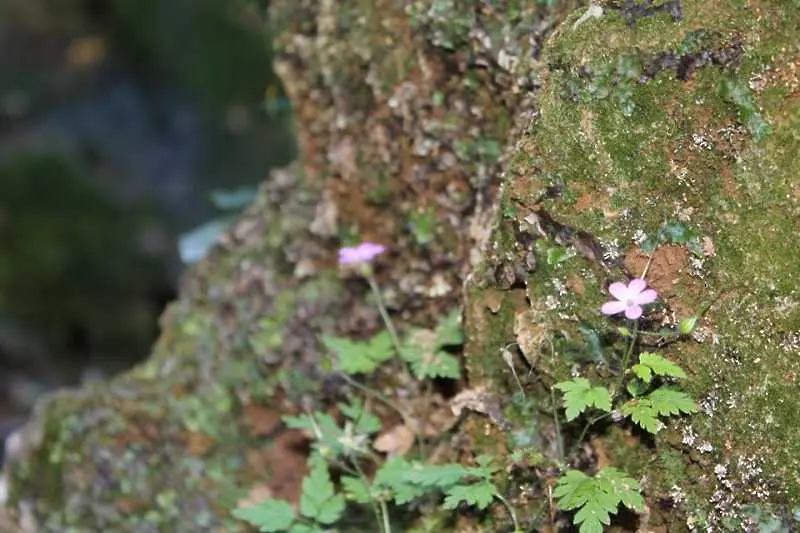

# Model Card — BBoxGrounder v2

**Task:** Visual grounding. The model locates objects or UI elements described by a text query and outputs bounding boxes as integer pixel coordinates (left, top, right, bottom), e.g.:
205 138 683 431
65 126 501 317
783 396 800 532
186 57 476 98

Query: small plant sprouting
235 243 517 533
233 456 345 532
554 468 645 533
553 378 612 422
550 275 699 532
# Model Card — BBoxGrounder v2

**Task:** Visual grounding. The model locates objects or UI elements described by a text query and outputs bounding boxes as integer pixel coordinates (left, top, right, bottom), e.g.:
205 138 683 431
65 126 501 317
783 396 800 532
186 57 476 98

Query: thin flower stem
365 273 402 351
574 412 612 452
494 493 521 532
353 458 386 533
339 373 410 421
617 320 639 394
380 500 392 533
365 273 413 380
641 219 667 279
550 387 565 463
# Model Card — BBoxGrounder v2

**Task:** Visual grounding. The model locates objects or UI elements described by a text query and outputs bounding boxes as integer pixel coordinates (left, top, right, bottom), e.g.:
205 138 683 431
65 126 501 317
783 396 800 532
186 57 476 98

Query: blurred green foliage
0 154 169 375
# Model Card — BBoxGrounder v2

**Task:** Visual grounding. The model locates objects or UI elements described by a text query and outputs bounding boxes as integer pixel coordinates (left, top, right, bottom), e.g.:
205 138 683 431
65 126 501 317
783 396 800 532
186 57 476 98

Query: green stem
574 412 612 453
637 329 673 337
380 500 392 533
365 273 414 381
339 373 410 422
353 459 385 533
494 493 521 532
365 274 401 352
617 320 639 394
550 387 564 463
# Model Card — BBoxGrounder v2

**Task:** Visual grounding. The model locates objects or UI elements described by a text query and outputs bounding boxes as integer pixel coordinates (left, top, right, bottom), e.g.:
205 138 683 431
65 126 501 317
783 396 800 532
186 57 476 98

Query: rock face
3 1 799 531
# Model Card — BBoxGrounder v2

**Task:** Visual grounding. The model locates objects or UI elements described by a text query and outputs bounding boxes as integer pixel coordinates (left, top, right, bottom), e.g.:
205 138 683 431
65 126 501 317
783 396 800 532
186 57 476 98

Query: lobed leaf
232 499 296 532
299 458 346 525
647 386 698 416
321 332 394 375
621 399 660 434
554 378 612 421
435 308 465 346
637 352 687 380
554 467 643 533
442 481 497 510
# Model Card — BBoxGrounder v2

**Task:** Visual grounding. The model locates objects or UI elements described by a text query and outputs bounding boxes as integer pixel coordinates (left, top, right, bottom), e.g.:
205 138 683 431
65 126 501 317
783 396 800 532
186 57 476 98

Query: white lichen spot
551 278 567 297
692 132 713 150
698 441 714 454
714 464 728 479
599 238 621 261
699 389 718 416
681 425 697 447
632 229 647 245
669 485 685 505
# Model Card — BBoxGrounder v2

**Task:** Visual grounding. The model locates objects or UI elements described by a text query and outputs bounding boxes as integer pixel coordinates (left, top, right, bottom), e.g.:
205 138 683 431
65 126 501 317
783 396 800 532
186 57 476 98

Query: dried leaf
373 424 415 456
450 387 509 430
514 309 547 367
186 431 216 456
244 405 282 436
237 483 275 510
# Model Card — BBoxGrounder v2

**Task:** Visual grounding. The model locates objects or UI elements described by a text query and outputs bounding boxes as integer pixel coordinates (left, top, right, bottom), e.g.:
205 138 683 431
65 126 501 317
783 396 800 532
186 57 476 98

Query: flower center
625 298 636 308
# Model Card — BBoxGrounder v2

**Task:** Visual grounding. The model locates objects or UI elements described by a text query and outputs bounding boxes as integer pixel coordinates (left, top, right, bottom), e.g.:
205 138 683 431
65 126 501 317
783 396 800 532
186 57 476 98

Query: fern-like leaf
621 399 661 434
299 457 346 525
321 332 394 374
554 467 643 533
647 386 698 416
632 352 687 383
232 499 296 532
554 378 612 421
442 481 497 510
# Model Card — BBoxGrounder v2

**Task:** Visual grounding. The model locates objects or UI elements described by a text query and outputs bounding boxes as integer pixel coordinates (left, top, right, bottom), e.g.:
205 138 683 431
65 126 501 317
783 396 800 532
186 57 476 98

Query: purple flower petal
634 288 658 305
338 242 386 265
338 248 360 264
628 278 647 295
624 305 643 320
601 300 628 315
608 282 630 301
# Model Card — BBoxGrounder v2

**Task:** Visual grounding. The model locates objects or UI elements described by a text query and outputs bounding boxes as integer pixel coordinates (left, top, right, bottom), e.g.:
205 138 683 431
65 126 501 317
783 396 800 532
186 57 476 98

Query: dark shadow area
0 0 295 458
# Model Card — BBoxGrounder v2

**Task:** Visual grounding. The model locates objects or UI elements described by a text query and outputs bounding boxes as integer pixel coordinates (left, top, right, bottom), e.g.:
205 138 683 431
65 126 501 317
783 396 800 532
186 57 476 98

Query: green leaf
401 345 462 380
637 353 687 380
622 387 696 433
283 412 344 455
664 221 689 243
321 332 394 374
621 399 660 434
232 499 296 532
617 326 632 338
647 386 698 416
554 378 612 421
338 399 382 435
435 308 464 346
341 476 372 504
626 379 649 397
631 364 653 384
442 481 497 510
374 457 429 504
299 458 346 525
678 316 699 335
554 468 643 533
547 246 569 265
404 463 472 488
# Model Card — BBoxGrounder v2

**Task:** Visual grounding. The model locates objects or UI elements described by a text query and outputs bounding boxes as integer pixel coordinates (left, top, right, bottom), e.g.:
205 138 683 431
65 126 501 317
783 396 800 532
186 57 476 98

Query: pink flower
338 242 386 265
601 278 657 320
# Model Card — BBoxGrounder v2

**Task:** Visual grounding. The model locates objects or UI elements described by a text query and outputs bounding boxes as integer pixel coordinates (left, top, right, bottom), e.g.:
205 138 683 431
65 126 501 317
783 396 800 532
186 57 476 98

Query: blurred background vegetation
0 0 293 436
